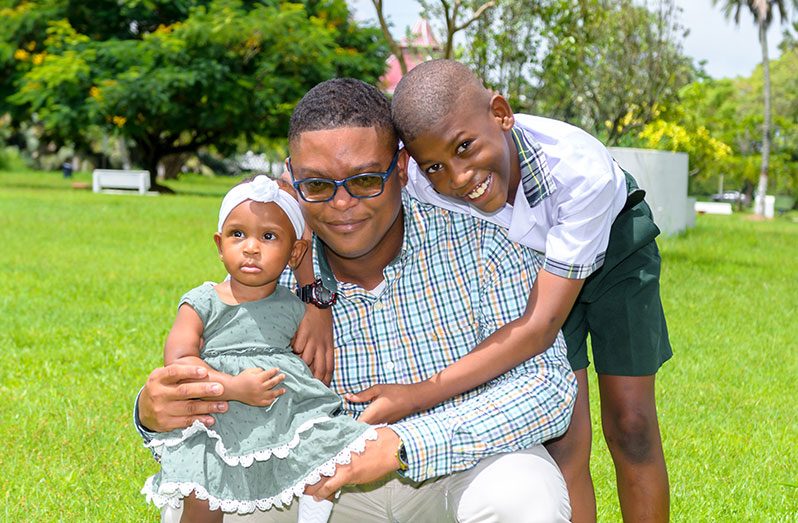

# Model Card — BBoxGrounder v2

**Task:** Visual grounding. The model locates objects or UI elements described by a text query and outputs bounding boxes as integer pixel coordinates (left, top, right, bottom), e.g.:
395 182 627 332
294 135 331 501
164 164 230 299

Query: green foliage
1 0 388 184
1 172 797 519
462 0 695 145
637 45 798 197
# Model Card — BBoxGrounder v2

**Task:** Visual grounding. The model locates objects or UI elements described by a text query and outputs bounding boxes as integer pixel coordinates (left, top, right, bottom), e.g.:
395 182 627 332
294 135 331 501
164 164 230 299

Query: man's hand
230 368 286 407
303 427 401 501
139 364 228 432
292 304 335 385
345 384 423 424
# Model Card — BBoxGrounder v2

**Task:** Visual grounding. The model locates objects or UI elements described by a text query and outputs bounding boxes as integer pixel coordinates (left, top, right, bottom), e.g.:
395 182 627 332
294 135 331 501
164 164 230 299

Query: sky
347 0 793 79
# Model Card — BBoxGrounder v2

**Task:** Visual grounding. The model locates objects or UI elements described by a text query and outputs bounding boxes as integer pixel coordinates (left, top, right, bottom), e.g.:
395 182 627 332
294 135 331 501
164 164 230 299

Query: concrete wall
609 147 691 236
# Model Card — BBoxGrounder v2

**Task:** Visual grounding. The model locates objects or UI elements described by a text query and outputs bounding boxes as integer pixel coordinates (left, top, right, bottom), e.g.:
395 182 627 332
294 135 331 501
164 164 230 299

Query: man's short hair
391 59 486 143
289 78 396 145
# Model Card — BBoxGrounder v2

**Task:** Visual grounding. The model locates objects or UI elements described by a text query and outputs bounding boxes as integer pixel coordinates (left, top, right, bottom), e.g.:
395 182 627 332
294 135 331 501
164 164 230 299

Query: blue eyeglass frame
288 149 400 203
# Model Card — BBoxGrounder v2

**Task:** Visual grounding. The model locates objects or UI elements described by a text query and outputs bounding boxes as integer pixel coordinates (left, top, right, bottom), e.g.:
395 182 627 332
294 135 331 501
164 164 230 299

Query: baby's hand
232 368 286 407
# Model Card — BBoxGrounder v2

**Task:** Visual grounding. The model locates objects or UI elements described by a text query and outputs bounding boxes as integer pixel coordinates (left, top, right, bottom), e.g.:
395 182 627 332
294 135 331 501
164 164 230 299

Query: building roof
380 18 441 94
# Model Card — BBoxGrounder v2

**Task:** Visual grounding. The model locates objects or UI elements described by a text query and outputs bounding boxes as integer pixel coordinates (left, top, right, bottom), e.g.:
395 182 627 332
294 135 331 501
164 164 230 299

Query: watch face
314 286 334 304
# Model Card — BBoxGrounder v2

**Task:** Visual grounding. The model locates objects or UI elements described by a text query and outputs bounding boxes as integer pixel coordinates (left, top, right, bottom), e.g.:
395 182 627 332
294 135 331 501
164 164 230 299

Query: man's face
289 126 407 262
404 92 517 214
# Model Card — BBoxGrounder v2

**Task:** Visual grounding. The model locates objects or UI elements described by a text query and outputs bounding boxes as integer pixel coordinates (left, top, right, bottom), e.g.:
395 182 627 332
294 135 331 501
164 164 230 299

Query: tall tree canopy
1 0 388 187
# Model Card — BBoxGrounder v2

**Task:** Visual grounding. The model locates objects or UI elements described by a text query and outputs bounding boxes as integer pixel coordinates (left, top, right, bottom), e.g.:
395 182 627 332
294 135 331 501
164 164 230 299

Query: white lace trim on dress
145 416 335 467
141 426 380 514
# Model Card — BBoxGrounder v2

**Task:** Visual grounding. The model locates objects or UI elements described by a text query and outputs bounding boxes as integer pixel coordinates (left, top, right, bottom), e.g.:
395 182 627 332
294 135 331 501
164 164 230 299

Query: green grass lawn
1 170 796 521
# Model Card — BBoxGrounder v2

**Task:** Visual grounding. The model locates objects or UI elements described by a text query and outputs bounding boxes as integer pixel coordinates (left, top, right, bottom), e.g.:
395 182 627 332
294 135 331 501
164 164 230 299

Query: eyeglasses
288 149 400 203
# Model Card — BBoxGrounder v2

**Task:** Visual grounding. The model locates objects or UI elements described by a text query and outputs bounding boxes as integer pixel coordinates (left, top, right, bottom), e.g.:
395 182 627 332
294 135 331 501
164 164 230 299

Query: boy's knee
604 410 659 464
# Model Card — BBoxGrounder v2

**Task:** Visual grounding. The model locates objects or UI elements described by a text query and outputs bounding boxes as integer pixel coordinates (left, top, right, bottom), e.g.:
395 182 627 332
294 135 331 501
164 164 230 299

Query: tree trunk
144 149 175 194
755 18 770 216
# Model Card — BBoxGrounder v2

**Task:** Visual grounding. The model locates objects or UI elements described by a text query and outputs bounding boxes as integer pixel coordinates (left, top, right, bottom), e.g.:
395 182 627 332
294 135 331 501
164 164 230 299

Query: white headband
217 175 305 239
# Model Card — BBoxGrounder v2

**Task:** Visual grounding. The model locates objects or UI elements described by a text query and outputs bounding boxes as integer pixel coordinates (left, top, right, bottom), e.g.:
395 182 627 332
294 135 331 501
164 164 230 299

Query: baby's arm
165 304 286 407
350 270 583 423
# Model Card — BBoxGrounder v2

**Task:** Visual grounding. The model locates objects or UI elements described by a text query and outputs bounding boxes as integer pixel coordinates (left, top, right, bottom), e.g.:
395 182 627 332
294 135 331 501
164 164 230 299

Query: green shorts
561 187 672 376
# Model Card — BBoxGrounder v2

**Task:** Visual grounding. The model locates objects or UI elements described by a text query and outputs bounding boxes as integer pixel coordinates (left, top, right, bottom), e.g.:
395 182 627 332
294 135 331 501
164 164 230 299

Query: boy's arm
351 270 583 423
165 304 286 406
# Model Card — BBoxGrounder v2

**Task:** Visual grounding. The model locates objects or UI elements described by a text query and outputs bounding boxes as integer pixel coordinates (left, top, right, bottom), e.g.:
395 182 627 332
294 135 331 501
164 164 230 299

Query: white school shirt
405 114 628 280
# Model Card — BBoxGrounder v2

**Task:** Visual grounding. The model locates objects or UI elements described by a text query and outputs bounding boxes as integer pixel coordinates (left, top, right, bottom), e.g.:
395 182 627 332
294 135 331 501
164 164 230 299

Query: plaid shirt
134 194 576 482
302 194 576 482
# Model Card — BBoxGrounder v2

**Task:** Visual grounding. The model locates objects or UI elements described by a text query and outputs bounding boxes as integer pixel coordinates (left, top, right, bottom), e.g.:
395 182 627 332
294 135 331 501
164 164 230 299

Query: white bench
694 201 733 215
92 169 151 195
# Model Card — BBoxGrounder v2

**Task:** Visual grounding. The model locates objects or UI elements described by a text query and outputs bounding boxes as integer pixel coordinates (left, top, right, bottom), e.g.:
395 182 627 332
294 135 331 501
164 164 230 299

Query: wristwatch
297 278 337 309
396 441 409 471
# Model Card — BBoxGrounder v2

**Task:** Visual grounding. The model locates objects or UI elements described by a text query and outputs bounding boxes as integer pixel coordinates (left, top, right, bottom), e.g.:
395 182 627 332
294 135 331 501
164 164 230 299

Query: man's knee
456 448 570 523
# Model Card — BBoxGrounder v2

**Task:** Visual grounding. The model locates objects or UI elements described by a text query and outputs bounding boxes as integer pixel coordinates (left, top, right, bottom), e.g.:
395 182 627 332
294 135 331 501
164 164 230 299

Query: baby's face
404 96 516 214
215 201 299 289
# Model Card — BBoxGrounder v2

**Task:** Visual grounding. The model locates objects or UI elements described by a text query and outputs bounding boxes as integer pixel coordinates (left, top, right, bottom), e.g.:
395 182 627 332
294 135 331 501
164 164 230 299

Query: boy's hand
231 368 286 407
346 384 423 424
292 304 335 385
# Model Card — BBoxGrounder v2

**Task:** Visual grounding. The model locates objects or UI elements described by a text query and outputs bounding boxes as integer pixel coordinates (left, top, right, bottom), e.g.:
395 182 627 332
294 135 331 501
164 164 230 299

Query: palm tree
712 0 796 216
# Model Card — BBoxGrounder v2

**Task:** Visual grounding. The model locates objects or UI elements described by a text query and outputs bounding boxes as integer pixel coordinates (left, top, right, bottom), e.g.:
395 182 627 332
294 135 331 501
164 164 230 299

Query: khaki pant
161 445 571 523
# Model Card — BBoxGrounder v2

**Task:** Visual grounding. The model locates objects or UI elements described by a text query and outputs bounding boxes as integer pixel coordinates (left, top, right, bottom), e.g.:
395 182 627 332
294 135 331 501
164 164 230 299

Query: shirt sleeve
390 229 577 482
543 137 621 280
133 388 160 461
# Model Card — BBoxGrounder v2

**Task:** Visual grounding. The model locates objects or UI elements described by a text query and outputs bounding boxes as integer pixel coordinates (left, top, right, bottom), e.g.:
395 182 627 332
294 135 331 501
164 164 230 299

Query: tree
368 0 494 74
712 0 798 216
460 0 694 145
2 0 388 189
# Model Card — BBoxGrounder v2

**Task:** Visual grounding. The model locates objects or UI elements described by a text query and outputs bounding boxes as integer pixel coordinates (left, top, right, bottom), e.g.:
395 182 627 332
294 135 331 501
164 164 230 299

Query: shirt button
374 302 384 311
384 361 395 370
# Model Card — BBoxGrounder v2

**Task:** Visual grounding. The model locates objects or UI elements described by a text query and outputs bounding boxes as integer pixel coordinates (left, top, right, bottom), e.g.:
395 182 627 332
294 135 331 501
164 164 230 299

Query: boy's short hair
392 59 487 143
289 78 396 145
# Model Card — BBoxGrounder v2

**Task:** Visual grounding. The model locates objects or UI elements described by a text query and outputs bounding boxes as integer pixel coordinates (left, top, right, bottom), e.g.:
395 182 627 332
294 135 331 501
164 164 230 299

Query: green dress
141 283 376 514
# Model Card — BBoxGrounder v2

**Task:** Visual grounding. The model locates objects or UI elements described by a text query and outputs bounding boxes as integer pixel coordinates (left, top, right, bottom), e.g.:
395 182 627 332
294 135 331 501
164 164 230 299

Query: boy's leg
544 368 596 523
597 374 668 522
547 302 596 523
586 231 672 522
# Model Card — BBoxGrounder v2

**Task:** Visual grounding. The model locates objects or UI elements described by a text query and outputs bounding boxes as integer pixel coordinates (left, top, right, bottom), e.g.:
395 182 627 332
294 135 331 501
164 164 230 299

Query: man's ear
287 238 309 270
213 232 223 259
490 94 515 131
397 148 410 188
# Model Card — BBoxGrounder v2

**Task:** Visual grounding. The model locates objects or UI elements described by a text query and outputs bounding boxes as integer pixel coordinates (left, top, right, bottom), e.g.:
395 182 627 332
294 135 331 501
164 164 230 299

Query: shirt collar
511 125 556 208
312 192 422 293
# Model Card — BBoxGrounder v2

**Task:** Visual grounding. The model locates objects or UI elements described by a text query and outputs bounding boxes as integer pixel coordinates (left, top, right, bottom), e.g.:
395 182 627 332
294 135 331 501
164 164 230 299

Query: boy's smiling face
404 91 520 214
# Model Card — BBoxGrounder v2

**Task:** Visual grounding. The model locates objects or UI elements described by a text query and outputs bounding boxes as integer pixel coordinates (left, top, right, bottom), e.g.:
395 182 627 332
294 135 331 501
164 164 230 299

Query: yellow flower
89 86 101 99
13 49 30 61
112 115 127 128
31 53 45 65
26 41 37 51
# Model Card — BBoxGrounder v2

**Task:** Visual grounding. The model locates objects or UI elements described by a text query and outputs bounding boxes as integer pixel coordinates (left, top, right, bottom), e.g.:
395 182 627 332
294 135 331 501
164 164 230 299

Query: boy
387 59 671 522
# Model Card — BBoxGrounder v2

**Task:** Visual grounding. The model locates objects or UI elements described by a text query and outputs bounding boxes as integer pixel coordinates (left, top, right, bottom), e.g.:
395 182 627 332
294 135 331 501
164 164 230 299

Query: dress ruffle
142 425 380 514
146 416 334 467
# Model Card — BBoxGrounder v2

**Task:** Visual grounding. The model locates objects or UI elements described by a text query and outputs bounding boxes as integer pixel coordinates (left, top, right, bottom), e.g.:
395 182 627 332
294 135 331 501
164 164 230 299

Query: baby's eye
456 141 472 154
425 163 443 176
232 230 244 238
263 232 276 241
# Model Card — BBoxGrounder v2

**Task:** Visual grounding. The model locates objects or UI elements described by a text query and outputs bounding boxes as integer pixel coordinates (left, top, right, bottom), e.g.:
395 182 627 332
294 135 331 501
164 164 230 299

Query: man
136 78 576 522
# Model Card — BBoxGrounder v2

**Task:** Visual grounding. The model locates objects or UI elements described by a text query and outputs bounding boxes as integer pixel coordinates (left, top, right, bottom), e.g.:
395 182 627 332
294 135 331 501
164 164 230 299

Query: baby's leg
180 493 222 523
